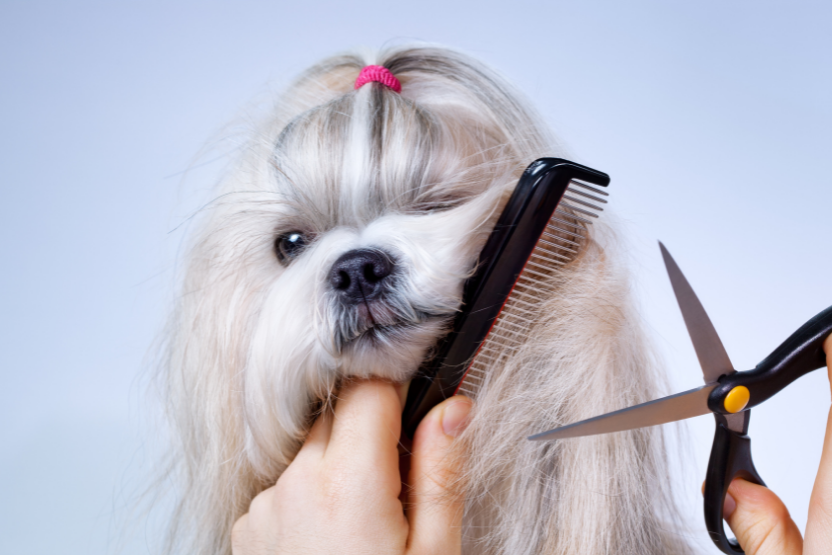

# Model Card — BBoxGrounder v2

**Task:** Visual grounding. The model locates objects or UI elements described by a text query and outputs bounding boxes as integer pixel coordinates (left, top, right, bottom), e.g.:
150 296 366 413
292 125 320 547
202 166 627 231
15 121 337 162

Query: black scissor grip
703 305 832 554
709 305 832 414
704 414 765 555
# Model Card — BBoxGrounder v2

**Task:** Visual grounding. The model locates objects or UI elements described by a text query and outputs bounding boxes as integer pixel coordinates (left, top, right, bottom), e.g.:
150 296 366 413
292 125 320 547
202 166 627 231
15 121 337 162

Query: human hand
716 334 832 554
231 380 472 555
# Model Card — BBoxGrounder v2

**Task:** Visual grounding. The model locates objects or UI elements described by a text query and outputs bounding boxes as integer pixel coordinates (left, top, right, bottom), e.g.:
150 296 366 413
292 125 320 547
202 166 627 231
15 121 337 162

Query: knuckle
275 460 317 498
418 453 463 490
318 461 354 501
741 510 791 553
764 495 791 523
248 486 275 516
230 515 248 549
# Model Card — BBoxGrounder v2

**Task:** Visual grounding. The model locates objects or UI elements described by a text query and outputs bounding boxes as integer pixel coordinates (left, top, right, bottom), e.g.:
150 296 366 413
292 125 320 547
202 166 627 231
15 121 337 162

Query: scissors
528 242 832 555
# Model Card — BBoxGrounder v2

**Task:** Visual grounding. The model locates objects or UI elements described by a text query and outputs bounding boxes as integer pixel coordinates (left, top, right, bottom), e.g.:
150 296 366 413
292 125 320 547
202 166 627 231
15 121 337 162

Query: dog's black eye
275 232 308 264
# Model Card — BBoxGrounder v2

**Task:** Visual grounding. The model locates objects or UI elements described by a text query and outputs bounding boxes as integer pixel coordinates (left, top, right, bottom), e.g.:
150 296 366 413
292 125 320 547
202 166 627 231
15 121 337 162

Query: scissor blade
659 242 734 383
527 383 716 441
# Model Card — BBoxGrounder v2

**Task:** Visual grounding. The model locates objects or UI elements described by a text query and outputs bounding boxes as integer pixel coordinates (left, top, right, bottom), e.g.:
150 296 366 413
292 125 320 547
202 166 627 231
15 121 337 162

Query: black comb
402 158 610 437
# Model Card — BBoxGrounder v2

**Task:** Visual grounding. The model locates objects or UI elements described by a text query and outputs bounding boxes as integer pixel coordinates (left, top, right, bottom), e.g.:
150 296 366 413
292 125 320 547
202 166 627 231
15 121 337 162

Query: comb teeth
569 179 609 198
457 178 608 398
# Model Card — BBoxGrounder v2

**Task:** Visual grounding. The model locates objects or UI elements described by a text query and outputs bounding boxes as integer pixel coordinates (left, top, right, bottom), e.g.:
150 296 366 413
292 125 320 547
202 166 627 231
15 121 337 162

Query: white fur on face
243 174 503 476
232 78 516 474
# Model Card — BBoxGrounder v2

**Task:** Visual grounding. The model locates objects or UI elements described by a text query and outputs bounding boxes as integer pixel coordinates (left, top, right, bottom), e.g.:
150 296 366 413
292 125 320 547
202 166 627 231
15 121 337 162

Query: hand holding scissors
530 243 832 554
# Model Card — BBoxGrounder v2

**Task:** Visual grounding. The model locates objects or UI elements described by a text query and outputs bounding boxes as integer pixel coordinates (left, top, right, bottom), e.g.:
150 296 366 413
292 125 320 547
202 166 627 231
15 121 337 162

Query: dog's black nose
329 249 394 304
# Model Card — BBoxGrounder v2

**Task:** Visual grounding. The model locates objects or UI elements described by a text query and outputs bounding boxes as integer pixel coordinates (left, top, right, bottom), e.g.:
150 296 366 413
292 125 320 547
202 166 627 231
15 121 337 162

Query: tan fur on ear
157 44 691 555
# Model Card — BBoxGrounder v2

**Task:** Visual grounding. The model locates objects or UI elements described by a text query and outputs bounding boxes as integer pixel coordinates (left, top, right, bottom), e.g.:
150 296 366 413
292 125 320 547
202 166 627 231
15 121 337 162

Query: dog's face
216 93 512 472
250 182 497 386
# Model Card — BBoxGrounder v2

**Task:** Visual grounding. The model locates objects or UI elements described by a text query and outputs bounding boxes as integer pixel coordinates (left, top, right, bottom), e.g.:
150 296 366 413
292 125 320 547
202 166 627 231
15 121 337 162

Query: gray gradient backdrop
1 1 830 554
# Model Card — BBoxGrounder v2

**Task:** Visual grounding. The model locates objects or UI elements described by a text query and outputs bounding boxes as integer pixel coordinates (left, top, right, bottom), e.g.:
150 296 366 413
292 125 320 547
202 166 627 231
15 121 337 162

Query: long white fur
159 46 692 555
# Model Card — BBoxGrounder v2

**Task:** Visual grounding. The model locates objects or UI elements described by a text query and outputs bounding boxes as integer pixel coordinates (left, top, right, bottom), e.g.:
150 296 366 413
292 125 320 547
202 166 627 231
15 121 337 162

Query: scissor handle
704 413 765 555
709 305 832 414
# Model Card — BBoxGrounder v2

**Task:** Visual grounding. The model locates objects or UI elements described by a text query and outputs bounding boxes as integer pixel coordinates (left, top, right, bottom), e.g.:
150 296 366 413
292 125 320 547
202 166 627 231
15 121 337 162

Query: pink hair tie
354 65 401 93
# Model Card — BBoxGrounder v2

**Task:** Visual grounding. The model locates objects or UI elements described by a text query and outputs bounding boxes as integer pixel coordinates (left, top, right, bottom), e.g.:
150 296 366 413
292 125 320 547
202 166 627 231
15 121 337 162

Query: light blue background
2 2 830 553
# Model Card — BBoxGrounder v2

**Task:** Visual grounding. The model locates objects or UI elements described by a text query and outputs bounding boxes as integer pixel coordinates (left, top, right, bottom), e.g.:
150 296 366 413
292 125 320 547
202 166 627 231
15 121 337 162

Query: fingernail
441 397 472 437
723 491 737 519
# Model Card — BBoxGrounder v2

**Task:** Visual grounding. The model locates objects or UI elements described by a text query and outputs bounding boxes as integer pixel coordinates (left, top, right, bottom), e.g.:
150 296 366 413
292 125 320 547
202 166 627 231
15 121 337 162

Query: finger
827 334 832 393
230 513 250 554
723 478 803 555
406 395 471 555
327 380 403 457
804 335 832 553
325 380 404 495
295 405 334 461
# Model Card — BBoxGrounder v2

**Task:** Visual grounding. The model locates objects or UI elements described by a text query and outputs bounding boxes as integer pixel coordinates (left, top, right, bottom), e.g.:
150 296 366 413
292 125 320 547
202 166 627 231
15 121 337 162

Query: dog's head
172 48 552 476
165 47 679 555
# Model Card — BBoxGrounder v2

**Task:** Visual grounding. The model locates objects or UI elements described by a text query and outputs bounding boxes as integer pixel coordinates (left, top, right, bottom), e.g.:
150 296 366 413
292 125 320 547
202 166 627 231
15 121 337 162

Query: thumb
723 478 803 555
405 395 472 555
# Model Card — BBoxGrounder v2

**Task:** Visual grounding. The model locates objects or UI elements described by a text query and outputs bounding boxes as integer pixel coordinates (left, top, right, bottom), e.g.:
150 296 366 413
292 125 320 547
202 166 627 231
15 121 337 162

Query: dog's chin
336 315 451 382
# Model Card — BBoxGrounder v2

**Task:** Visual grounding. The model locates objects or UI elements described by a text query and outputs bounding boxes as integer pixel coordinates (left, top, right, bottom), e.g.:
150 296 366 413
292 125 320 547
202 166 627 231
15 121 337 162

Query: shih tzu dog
160 46 691 555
